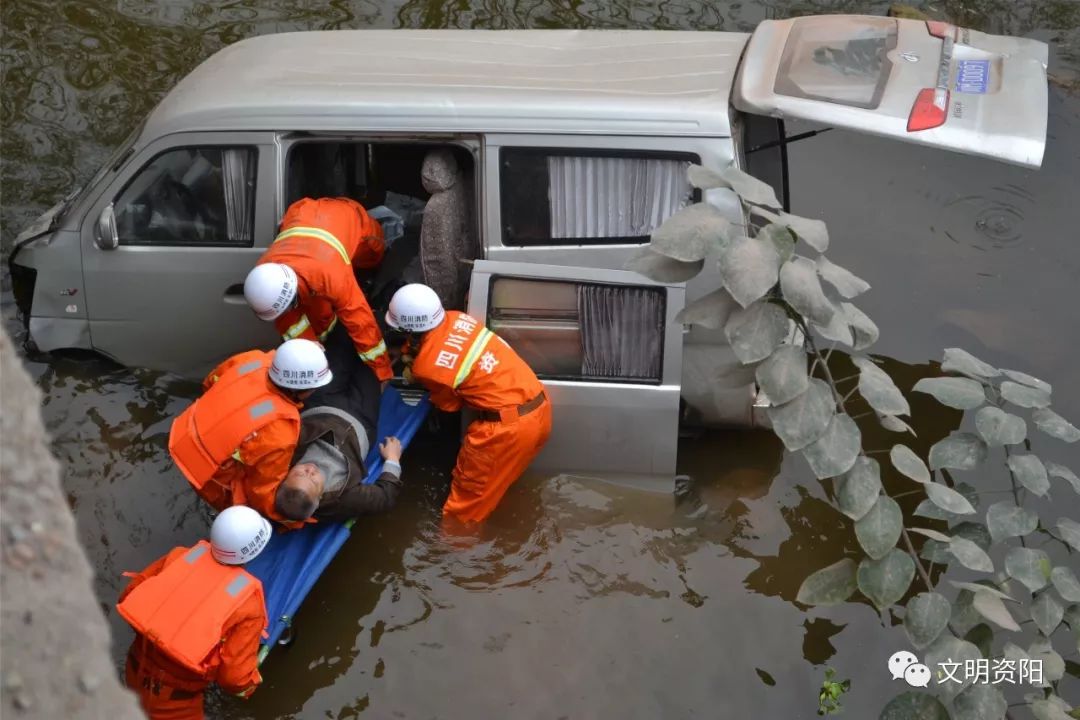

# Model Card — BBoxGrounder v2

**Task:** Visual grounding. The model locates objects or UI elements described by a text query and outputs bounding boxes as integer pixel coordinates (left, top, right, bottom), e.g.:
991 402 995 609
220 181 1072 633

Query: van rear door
734 15 1048 168
468 260 685 477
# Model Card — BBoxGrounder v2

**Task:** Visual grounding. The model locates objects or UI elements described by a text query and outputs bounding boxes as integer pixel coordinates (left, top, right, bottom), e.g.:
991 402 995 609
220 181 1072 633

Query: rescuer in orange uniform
242 197 392 391
169 339 332 526
117 505 272 720
385 284 552 523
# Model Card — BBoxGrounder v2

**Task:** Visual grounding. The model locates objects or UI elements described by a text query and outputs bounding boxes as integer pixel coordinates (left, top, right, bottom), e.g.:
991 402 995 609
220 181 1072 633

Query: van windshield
774 17 897 110
58 120 144 226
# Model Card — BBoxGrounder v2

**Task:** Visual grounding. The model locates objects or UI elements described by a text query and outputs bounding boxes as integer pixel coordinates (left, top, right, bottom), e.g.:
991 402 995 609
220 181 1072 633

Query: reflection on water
2 0 1080 718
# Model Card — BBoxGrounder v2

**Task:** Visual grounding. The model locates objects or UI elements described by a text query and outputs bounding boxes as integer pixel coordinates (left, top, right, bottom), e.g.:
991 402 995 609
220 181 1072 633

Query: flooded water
2 1 1079 718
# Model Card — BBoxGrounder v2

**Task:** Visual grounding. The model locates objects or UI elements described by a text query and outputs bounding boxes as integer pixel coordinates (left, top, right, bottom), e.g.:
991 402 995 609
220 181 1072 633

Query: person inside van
243 197 394 396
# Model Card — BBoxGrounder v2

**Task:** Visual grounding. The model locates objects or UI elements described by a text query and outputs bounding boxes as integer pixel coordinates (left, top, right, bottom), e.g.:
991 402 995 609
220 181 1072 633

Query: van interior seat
419 149 474 310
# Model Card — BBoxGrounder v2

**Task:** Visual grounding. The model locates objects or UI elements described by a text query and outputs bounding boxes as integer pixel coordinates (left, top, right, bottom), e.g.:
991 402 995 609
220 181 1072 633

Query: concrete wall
1 326 145 720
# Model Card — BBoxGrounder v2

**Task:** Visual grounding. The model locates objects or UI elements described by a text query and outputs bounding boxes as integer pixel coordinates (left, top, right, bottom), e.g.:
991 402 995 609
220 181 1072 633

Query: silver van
10 16 1048 477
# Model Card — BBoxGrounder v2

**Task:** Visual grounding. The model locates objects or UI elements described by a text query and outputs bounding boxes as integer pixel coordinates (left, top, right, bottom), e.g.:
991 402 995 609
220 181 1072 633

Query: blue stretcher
247 386 430 663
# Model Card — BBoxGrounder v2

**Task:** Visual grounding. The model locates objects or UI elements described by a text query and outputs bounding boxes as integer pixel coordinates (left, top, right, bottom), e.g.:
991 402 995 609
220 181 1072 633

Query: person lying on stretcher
273 347 405 524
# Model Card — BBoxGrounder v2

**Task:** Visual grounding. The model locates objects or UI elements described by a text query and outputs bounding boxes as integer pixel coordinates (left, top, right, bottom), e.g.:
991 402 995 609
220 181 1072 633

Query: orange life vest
169 357 299 492
116 541 268 677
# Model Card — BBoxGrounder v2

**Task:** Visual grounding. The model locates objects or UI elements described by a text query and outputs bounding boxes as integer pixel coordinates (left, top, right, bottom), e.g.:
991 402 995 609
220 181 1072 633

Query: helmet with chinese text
210 505 272 565
269 339 332 390
385 283 445 333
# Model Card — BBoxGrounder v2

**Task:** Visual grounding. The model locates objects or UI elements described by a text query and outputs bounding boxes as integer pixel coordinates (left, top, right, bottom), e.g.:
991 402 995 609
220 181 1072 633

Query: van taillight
907 88 949 132
926 21 955 40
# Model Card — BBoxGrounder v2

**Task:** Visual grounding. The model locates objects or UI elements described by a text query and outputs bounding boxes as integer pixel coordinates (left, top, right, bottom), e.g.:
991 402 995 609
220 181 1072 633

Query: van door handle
223 283 247 305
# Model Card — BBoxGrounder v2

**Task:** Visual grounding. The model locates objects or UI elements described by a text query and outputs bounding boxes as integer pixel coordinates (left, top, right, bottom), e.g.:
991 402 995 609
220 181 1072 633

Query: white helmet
269 339 332 390
244 263 298 321
210 506 272 565
385 283 445 333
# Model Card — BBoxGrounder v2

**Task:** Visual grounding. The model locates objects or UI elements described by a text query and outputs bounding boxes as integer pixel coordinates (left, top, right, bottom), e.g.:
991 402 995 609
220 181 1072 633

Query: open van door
734 15 1048 168
468 260 685 476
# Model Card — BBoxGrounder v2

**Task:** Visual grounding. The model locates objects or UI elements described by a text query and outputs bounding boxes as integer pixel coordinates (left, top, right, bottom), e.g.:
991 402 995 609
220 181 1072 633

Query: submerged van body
9 18 1048 478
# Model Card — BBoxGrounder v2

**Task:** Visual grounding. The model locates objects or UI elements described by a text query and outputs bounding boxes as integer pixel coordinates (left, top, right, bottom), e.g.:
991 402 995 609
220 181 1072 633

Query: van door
80 132 279 376
734 15 1048 168
468 259 685 476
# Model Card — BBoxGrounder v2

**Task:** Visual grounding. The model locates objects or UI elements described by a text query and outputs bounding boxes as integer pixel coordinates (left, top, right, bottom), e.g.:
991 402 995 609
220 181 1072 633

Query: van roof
143 30 748 140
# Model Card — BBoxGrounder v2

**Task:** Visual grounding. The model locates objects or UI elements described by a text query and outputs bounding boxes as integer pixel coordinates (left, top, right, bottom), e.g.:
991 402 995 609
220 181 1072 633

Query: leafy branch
627 162 1080 720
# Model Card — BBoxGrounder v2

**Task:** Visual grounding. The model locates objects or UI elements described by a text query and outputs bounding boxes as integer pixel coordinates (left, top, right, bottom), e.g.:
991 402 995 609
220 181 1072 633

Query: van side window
500 149 697 247
488 277 664 383
113 147 257 246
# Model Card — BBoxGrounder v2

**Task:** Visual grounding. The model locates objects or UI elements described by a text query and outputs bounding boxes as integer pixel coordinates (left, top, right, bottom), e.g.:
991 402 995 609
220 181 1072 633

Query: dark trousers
309 322 379 443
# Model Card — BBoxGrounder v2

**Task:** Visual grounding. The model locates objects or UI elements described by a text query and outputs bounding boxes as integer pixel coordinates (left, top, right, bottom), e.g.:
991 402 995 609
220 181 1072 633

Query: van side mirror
95 203 119 250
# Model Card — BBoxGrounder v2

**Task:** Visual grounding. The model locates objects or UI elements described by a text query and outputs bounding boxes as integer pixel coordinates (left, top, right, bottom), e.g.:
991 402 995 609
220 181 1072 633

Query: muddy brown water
2 2 1079 718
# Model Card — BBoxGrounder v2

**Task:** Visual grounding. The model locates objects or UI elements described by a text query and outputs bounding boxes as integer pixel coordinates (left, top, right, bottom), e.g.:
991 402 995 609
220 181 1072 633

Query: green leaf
718 163 782 209
767 377 834 451
950 581 1013 601
779 256 836 326
758 223 795 262
924 635 981 700
1032 408 1080 443
750 205 829 253
796 557 858 606
951 684 1006 720
803 414 861 479
1059 518 1080 551
1029 638 1066 683
841 302 879 351
950 590 984 636
756 344 808 406
1000 380 1051 409
972 590 1021 631
811 309 854 347
857 548 915 610
903 592 950 649
855 494 902 560
724 300 790 364
925 482 976 515
919 538 951 564
878 413 916 435
649 202 736 262
816 256 870 299
949 536 993 572
951 521 991 550
928 432 987 471
675 288 736 329
624 247 703 282
719 235 782 308
1001 368 1051 394
1052 567 1080 602
879 692 949 720
891 445 930 484
963 622 994 659
1032 591 1065 636
909 527 951 542
1005 547 1052 592
974 407 1027 446
1030 700 1072 720
687 164 726 190
836 457 882 521
852 357 910 417
912 377 986 410
1007 454 1050 497
1047 462 1080 494
942 348 1000 379
986 501 1038 543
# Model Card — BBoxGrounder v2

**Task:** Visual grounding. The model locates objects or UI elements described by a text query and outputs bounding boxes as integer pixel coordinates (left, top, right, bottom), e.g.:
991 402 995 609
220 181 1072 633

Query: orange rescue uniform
410 311 552 523
261 197 391 381
117 541 268 720
169 350 308 527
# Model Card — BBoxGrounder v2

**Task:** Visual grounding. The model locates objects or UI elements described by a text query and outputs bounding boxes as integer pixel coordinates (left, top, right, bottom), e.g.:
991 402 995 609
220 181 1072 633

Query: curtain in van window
577 284 664 381
222 148 255 243
548 156 691 239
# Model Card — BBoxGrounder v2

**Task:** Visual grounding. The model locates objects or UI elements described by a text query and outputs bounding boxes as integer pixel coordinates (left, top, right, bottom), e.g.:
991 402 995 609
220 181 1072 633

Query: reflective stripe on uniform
358 339 387 363
184 545 208 564
273 227 350 264
225 574 251 597
282 315 311 340
231 449 244 464
453 328 495 389
249 401 274 420
318 315 338 342
236 360 263 376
